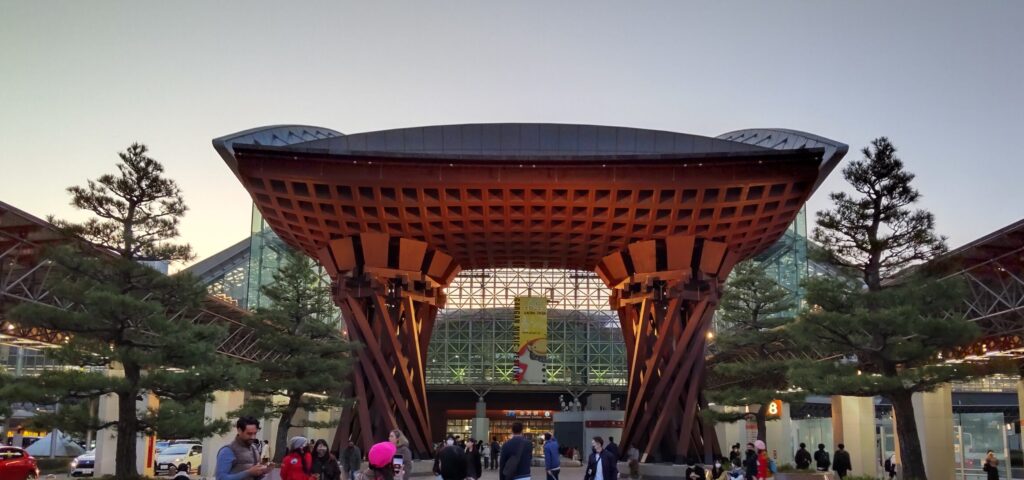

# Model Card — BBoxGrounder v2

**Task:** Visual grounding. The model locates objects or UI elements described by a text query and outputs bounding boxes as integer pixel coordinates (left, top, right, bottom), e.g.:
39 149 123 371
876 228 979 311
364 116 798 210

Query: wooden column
595 235 737 462
318 234 460 459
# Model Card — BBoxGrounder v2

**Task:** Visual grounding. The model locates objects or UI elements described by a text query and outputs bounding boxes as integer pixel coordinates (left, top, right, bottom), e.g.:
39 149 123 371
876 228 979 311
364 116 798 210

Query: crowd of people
213 417 418 480
212 415 911 480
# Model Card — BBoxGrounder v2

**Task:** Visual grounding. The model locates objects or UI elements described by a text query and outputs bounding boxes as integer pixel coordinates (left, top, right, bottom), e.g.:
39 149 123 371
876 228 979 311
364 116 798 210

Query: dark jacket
728 450 741 467
499 436 533 480
433 445 467 480
605 442 619 462
343 446 363 473
583 450 618 480
685 465 705 480
490 441 500 458
312 454 342 480
743 450 758 478
465 447 482 479
833 450 852 474
814 449 830 470
795 448 812 469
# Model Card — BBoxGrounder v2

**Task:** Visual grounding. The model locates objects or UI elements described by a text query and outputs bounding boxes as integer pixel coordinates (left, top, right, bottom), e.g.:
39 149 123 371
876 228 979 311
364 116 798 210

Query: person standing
482 442 492 470
813 444 830 472
544 433 561 480
312 439 342 480
583 437 617 480
794 443 811 470
754 441 769 480
281 437 314 480
743 443 757 480
499 423 532 480
605 437 620 462
464 439 482 480
215 417 271 480
984 450 999 480
832 444 852 479
342 440 363 480
389 430 413 480
433 436 467 480
489 437 500 471
884 453 898 480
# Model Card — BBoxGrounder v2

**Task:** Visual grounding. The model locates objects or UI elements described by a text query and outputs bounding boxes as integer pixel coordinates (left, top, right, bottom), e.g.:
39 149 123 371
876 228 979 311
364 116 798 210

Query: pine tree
0 143 251 479
705 262 801 441
236 249 353 462
792 137 983 480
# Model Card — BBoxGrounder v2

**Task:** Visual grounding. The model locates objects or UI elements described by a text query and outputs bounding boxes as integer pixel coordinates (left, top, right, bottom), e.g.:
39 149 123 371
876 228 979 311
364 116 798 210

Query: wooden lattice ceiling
233 147 824 270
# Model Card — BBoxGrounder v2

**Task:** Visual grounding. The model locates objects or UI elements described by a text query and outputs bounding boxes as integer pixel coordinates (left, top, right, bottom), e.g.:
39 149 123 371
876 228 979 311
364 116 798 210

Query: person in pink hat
358 441 400 480
754 440 770 480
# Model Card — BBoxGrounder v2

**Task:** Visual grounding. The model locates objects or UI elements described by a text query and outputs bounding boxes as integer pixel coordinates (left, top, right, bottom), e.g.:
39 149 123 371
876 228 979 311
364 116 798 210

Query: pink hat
754 440 766 451
368 441 397 468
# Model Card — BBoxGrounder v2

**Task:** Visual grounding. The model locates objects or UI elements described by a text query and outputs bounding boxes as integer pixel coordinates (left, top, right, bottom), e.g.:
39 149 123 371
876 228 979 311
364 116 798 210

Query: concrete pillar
94 392 119 476
472 400 490 442
201 391 246 477
831 396 878 476
711 406 746 454
303 408 339 444
893 385 954 480
765 402 793 464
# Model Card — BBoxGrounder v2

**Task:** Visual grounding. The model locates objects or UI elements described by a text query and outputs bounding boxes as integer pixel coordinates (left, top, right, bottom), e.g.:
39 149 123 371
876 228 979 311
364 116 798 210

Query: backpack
502 440 526 479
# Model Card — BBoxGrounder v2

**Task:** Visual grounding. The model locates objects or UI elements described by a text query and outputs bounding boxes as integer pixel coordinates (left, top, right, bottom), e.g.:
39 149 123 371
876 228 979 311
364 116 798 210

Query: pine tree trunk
115 391 139 479
274 396 302 463
891 391 928 480
756 406 768 442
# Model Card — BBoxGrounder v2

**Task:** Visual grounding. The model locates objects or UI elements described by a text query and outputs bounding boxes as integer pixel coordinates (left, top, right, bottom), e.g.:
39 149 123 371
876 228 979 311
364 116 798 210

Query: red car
0 447 39 480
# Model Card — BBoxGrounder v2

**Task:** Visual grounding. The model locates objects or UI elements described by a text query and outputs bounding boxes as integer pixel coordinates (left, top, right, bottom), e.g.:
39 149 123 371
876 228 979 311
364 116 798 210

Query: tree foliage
705 262 801 440
237 249 353 462
0 143 252 479
793 137 985 480
812 137 946 291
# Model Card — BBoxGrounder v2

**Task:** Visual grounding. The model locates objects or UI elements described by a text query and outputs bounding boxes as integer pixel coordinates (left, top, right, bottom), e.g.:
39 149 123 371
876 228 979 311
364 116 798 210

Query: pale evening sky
1 1 1022 268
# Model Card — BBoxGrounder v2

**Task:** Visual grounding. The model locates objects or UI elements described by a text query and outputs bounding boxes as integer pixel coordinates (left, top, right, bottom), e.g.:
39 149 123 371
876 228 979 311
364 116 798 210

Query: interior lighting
706 331 715 340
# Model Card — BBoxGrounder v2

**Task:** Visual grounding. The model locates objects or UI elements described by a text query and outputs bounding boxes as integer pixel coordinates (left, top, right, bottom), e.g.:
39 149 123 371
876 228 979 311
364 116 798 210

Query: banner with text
514 296 548 384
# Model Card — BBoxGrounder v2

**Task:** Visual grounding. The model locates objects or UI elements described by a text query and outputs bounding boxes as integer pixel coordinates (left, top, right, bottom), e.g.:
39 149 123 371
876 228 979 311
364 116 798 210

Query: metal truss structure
427 268 626 387
0 200 281 364
936 220 1024 360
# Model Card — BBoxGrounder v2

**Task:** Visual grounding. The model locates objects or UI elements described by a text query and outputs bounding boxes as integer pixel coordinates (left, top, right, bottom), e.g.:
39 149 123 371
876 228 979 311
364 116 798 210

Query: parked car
69 449 95 477
0 447 39 480
154 444 202 476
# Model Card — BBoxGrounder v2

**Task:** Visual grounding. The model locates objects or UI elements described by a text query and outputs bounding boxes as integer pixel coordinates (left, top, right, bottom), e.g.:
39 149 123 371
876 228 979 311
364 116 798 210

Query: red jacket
281 452 314 480
757 452 770 478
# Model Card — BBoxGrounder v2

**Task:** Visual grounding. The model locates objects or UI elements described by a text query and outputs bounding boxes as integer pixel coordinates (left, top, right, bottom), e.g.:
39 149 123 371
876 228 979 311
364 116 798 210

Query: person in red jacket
281 437 315 480
754 440 769 480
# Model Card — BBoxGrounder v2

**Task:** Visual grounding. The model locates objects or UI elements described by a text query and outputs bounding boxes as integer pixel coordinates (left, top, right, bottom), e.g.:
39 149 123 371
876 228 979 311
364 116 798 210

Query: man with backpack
499 423 532 480
813 444 830 472
794 443 812 470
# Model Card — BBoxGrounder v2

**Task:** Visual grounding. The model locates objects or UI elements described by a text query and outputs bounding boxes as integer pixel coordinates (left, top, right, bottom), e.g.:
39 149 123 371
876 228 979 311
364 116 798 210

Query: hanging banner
513 296 548 384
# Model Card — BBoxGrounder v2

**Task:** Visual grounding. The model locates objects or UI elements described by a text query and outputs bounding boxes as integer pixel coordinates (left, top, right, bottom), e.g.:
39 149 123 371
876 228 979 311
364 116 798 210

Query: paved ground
475 465 587 480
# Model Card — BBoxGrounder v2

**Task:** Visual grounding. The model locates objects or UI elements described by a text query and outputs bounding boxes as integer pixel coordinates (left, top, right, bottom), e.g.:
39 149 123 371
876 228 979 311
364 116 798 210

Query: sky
2 1 1022 268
